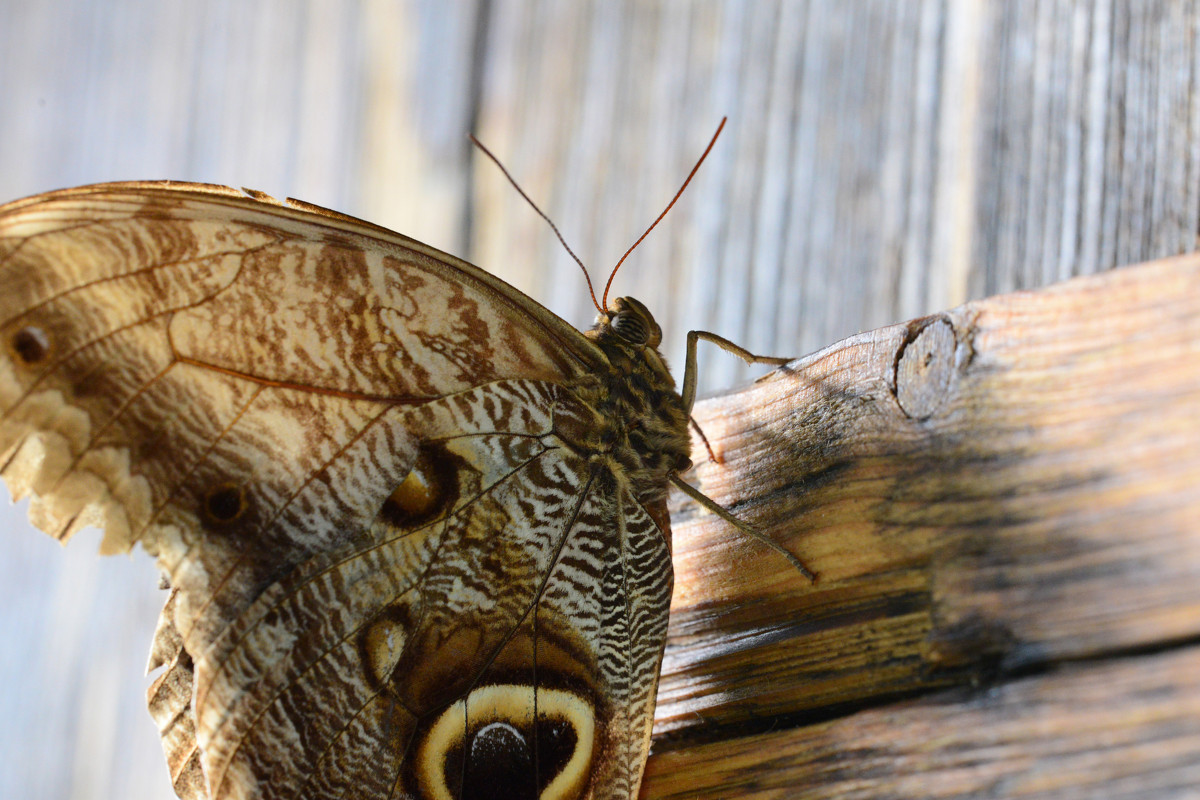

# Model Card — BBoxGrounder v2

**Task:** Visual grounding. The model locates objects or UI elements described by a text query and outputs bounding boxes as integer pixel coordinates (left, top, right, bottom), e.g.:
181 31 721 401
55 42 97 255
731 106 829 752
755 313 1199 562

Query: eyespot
378 442 459 530
359 597 416 690
415 684 595 800
11 326 50 365
610 311 649 344
203 484 247 524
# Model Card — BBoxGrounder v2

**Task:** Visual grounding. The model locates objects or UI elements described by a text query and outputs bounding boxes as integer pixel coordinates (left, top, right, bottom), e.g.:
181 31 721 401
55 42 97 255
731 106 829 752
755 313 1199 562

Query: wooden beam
648 254 1200 794
647 645 1200 797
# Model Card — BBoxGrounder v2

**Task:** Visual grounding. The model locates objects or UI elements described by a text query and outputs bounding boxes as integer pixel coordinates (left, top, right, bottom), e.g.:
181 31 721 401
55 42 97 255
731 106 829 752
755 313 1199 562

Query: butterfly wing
0 183 673 800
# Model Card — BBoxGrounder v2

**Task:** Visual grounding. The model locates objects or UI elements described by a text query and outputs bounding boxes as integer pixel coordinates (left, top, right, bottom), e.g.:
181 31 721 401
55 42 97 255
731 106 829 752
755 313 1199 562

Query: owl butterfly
0 122 811 800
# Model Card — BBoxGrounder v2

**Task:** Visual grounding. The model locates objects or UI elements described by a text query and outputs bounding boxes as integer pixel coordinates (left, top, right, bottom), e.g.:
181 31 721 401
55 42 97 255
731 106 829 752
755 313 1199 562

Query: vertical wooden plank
971 1 1200 295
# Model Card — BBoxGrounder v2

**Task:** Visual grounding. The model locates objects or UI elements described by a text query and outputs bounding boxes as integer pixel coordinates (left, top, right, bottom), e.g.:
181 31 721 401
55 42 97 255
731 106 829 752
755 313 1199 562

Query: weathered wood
648 254 1200 794
645 645 1200 798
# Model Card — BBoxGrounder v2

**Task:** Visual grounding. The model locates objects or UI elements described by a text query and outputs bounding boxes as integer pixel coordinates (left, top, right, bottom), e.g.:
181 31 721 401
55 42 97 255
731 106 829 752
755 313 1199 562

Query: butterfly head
593 296 662 350
580 294 691 494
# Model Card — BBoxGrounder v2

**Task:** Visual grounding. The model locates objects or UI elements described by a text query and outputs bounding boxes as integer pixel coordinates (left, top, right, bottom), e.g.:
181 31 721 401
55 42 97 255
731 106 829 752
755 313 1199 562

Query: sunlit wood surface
652 254 1200 797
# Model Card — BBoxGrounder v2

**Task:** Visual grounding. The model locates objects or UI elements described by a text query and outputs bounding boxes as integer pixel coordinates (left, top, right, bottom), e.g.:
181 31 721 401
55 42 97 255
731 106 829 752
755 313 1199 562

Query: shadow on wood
647 254 1200 797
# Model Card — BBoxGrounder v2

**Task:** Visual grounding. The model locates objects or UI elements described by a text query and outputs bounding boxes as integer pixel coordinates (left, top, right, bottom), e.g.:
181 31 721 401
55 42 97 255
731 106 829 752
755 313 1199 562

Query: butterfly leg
680 330 792 414
688 416 720 464
676 332 814 580
670 474 817 581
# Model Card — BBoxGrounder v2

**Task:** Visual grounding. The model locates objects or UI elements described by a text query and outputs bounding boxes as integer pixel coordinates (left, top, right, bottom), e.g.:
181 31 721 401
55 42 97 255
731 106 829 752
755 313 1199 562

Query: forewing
0 182 605 553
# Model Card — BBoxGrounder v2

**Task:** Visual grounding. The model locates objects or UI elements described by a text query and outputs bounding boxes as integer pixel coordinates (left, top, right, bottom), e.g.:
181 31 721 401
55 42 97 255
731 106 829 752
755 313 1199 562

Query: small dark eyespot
378 443 459 530
204 484 246 524
611 312 649 345
12 326 49 364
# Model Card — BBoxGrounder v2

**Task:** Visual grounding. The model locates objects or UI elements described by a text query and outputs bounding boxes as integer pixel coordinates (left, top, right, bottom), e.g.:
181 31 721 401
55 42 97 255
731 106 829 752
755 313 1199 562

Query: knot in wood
894 318 957 420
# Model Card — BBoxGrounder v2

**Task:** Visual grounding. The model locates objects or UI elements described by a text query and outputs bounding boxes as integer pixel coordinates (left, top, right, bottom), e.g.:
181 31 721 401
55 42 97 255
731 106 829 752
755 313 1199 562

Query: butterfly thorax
556 297 691 503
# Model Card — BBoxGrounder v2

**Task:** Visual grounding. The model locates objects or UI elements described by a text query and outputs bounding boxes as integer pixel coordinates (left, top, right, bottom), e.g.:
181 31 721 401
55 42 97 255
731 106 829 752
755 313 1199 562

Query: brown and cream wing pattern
187 380 672 800
0 183 674 800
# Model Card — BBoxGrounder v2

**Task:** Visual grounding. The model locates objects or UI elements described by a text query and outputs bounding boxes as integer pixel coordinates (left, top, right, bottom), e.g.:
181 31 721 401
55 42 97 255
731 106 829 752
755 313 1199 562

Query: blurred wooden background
1 1 1198 798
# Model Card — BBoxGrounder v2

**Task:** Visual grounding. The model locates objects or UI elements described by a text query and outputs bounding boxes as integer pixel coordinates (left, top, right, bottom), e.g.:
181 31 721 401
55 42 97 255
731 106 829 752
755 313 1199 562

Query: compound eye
610 311 650 344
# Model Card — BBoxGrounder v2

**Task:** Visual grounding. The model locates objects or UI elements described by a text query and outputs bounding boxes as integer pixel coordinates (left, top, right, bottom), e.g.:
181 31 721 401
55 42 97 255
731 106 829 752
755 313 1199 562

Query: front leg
673 332 815 581
680 330 792 414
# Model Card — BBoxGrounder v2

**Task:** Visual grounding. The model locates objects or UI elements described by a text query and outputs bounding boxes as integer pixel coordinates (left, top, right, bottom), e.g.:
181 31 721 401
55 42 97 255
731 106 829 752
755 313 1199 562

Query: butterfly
0 122 811 800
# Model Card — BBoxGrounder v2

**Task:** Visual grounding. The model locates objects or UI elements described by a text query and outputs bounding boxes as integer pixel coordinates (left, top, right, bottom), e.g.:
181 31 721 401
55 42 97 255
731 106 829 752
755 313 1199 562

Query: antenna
472 117 728 314
600 117 727 309
469 134 604 314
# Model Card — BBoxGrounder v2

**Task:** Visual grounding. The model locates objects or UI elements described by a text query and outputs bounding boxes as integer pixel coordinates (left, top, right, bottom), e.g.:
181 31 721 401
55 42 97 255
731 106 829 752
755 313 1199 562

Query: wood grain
645 644 1200 798
649 254 1200 795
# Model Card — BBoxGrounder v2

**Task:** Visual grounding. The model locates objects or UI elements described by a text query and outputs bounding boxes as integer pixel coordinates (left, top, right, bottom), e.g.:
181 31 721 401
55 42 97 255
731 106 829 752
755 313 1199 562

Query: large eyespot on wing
400 484 674 800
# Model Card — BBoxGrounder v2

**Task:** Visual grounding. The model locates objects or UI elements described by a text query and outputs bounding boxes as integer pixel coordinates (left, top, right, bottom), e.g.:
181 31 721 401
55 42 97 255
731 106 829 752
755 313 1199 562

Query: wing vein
0 242 280 331
397 468 598 800
177 397 397 645
198 435 555 703
209 448 575 799
0 215 137 271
